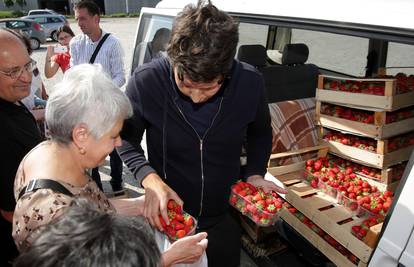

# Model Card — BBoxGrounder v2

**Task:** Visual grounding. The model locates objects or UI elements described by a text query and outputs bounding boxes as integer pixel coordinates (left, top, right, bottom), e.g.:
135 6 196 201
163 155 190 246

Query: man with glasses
0 29 42 266
118 1 287 266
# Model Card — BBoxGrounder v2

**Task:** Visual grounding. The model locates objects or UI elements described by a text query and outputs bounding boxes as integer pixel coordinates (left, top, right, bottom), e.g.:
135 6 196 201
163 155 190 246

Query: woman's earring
79 147 86 155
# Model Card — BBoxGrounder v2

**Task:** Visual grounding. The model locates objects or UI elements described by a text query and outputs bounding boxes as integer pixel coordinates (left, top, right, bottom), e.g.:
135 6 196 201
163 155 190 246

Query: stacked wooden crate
266 73 414 267
316 74 414 190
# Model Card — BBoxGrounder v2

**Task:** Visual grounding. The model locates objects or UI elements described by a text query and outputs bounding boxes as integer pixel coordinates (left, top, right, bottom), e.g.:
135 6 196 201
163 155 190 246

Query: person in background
44 25 75 78
70 0 125 194
144 27 171 63
118 1 287 266
0 28 42 267
14 198 162 267
12 64 207 267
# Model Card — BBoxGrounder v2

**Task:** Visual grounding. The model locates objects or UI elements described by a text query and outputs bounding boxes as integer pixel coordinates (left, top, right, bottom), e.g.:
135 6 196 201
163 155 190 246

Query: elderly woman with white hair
12 64 208 267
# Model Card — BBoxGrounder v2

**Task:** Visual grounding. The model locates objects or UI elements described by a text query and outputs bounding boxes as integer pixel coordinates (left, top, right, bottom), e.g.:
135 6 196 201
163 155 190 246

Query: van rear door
369 152 414 267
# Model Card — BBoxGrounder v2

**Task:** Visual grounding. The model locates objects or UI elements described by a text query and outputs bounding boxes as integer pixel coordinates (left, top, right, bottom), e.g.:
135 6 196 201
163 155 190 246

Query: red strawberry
184 216 194 227
176 230 186 239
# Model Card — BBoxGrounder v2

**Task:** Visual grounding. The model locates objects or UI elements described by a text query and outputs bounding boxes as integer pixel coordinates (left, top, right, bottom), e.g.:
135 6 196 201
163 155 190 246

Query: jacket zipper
174 97 224 217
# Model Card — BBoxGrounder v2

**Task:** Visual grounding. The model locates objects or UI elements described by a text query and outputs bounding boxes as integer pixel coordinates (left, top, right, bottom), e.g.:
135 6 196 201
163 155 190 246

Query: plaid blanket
268 98 318 166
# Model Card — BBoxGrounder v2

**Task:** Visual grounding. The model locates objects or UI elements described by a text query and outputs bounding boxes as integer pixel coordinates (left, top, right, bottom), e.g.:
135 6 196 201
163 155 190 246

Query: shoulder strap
89 33 110 64
18 179 74 200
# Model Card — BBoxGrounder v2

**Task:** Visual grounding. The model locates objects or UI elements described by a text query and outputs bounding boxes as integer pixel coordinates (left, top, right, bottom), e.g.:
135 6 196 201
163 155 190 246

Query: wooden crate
280 179 374 263
267 145 329 176
316 75 414 111
316 102 414 139
280 208 367 267
321 138 413 169
239 214 278 244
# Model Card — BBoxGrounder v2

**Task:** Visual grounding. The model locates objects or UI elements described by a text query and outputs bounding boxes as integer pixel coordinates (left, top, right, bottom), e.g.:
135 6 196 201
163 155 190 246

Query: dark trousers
198 212 241 267
0 217 18 266
91 149 123 191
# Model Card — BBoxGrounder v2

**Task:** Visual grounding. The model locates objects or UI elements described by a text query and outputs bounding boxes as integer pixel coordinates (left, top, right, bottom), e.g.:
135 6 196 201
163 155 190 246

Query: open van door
130 7 176 75
369 152 414 267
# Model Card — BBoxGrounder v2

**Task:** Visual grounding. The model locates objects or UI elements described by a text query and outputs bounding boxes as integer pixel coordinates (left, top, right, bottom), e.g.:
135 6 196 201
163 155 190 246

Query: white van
130 1 414 266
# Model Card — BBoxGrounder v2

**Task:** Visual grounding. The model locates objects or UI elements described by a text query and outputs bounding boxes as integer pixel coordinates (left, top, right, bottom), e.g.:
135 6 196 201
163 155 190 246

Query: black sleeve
0 134 18 211
118 75 156 186
245 76 272 178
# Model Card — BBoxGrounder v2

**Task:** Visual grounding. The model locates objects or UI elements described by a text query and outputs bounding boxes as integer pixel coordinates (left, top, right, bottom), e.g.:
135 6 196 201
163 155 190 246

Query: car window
33 17 47 24
8 21 28 29
291 29 368 76
131 13 174 74
238 22 268 50
386 42 414 75
0 22 6 28
47 17 62 23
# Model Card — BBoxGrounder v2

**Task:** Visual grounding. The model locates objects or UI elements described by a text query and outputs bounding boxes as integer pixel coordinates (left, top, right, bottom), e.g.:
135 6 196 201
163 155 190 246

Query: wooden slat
325 140 384 168
316 89 393 110
280 209 362 267
275 170 303 185
288 182 318 197
393 91 414 110
285 189 373 262
268 161 305 176
381 117 414 138
318 115 379 138
318 114 414 139
269 145 328 160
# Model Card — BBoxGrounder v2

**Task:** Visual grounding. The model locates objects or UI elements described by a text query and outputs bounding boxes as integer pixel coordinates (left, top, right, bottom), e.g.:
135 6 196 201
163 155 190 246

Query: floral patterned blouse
13 164 115 251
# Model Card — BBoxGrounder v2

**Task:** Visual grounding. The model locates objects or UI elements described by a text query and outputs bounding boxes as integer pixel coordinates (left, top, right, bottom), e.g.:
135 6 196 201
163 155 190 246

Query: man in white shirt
70 0 125 193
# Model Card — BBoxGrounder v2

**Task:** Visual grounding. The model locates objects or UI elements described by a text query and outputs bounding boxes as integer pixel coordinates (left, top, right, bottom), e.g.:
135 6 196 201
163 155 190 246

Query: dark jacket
119 57 271 224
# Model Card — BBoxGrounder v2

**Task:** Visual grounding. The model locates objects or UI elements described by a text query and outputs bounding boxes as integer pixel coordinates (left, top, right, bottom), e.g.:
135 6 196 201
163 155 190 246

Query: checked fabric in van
268 98 318 166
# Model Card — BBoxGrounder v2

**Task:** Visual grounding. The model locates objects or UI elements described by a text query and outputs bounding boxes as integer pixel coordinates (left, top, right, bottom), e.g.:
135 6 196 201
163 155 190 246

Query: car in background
0 18 46 49
28 9 58 16
22 14 68 41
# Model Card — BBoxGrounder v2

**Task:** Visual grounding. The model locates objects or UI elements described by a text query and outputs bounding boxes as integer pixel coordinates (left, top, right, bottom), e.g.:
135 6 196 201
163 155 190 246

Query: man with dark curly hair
119 1 286 266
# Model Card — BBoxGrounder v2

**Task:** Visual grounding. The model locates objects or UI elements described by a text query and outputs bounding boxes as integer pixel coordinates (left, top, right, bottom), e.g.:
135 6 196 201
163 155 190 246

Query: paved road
30 18 142 196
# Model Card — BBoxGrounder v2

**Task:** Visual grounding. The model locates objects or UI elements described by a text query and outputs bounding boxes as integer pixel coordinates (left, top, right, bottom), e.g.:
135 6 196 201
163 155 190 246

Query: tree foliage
15 0 26 7
3 0 14 8
3 0 26 7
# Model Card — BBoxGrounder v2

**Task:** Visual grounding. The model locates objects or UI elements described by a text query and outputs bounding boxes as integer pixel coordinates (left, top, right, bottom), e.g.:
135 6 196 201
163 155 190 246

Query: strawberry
176 230 186 239
184 216 194 227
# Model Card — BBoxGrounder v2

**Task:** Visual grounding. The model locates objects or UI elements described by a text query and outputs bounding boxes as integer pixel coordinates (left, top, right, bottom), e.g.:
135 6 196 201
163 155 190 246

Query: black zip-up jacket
118 57 271 225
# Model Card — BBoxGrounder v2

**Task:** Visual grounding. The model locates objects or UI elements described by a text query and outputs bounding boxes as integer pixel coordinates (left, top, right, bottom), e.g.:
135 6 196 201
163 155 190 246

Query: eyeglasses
0 59 37 80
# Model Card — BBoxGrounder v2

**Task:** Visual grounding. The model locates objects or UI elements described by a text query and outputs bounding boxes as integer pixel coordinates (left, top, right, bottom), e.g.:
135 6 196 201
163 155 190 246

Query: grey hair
45 64 132 144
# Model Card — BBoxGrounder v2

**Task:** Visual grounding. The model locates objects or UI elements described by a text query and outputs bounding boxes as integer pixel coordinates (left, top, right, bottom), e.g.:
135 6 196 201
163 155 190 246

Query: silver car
22 14 68 41
0 18 47 50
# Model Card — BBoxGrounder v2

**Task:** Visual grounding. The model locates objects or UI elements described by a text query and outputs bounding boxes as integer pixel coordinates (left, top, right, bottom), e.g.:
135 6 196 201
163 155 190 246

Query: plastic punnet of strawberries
159 200 196 241
229 181 284 226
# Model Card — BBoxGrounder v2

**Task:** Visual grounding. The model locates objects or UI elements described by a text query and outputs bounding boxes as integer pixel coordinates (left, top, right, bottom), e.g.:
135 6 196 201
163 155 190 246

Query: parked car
22 14 68 41
27 9 58 16
132 1 414 267
0 18 46 49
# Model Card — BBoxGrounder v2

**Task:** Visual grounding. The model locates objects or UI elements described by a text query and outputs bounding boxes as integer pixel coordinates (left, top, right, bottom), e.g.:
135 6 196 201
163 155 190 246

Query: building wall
104 0 160 14
0 0 39 12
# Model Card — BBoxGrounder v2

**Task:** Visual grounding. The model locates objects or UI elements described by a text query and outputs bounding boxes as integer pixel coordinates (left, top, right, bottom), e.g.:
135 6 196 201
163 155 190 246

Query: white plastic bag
154 230 208 267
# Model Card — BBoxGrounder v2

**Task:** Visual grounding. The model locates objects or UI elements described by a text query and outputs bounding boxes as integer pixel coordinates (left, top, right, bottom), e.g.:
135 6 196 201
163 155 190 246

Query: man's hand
142 172 183 231
247 175 288 194
162 232 208 267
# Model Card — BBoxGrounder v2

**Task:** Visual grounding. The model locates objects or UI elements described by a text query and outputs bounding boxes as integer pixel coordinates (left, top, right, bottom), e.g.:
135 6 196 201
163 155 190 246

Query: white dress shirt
69 30 126 87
